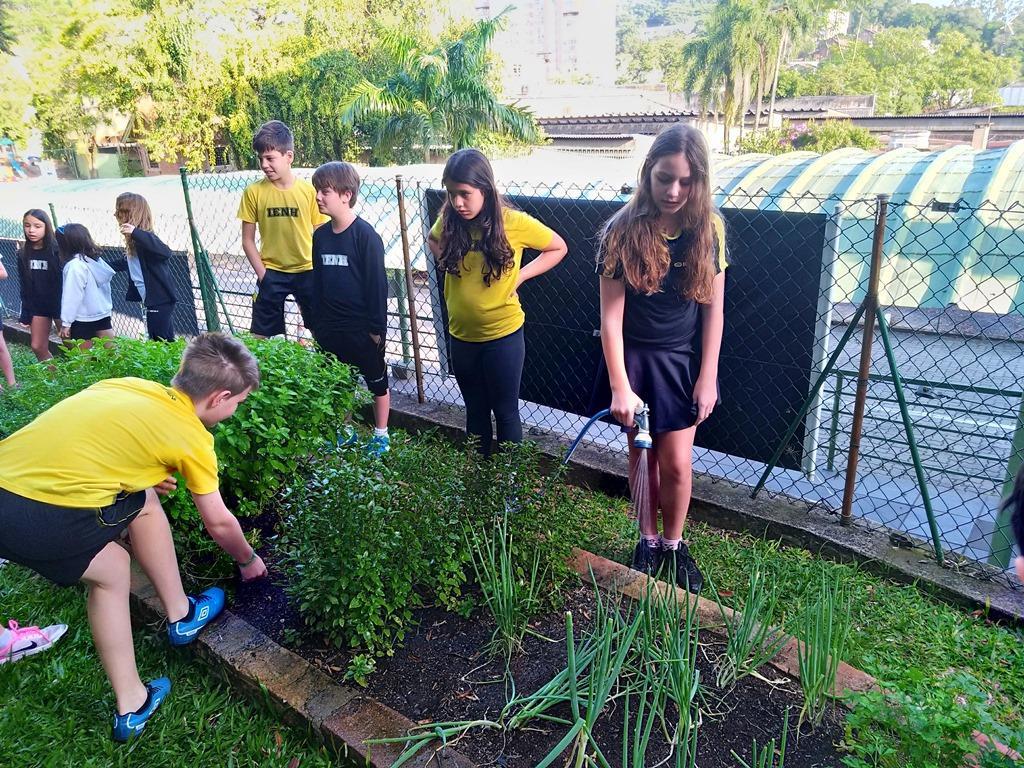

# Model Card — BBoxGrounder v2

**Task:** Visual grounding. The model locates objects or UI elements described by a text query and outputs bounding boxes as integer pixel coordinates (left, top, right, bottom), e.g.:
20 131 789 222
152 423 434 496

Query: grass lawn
0 564 336 766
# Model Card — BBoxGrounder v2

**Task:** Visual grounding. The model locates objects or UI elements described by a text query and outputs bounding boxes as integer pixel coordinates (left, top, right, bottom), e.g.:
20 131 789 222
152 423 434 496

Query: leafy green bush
279 438 582 657
737 119 881 156
841 671 1023 768
0 337 362 565
737 126 796 155
279 435 469 655
795 120 882 154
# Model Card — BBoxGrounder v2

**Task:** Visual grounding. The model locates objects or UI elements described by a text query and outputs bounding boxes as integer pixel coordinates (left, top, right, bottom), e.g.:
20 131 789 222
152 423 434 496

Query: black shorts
0 487 147 586
591 343 719 434
314 327 389 396
252 268 315 337
70 316 112 340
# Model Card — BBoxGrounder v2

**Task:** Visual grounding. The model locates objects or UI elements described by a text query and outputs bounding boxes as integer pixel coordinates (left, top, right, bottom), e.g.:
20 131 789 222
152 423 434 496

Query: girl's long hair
437 148 513 286
19 209 56 263
56 223 98 265
599 124 717 302
115 193 153 256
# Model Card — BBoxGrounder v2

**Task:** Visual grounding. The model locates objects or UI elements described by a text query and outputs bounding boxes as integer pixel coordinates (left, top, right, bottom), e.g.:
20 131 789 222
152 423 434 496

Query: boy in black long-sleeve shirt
311 162 391 455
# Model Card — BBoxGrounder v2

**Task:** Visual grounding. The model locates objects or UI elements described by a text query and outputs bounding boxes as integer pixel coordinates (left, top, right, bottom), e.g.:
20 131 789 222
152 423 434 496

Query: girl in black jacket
114 193 178 341
17 209 61 361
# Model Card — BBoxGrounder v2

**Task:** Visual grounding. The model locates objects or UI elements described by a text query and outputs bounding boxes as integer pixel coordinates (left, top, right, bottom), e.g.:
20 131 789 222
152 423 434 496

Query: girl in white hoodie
57 224 116 349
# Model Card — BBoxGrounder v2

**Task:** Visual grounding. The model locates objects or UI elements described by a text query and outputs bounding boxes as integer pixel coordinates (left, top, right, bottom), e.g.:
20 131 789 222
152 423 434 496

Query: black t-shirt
597 222 724 350
311 216 387 335
18 242 62 314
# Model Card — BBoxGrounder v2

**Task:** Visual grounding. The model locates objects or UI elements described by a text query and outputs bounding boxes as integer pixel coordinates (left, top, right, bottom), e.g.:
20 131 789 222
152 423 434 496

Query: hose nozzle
634 402 652 450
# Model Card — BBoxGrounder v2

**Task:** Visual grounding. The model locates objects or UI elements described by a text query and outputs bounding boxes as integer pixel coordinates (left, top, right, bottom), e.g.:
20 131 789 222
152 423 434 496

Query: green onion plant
797 570 852 728
712 561 790 689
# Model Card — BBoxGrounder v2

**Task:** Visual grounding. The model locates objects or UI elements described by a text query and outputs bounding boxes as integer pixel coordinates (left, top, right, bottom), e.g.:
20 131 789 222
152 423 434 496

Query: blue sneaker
112 677 171 742
366 434 390 457
337 425 359 449
167 587 225 647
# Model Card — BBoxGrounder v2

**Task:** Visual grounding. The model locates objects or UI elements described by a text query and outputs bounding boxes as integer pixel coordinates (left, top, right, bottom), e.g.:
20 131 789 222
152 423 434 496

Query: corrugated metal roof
709 141 1024 314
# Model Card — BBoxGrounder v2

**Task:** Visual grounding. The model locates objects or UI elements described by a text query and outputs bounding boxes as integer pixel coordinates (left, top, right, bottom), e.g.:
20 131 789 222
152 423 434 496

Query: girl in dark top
17 209 61 361
115 193 178 341
594 124 727 593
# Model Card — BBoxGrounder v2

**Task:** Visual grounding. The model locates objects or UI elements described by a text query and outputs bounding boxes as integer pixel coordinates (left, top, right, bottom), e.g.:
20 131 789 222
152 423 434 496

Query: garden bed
231 548 847 767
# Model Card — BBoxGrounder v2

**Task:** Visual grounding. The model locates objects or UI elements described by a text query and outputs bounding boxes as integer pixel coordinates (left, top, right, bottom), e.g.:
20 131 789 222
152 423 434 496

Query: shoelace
1 620 46 658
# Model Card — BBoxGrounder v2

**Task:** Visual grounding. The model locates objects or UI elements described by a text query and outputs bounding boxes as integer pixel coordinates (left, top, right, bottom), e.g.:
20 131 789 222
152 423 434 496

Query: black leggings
450 327 525 456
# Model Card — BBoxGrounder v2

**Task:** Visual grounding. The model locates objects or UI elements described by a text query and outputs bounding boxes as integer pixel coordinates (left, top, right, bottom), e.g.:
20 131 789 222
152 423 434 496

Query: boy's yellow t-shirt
430 208 555 342
0 378 219 508
237 178 328 273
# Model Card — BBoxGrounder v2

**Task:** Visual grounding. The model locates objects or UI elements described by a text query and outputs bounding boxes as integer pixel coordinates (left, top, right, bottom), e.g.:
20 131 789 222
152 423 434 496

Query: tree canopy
0 0 537 168
634 0 1020 139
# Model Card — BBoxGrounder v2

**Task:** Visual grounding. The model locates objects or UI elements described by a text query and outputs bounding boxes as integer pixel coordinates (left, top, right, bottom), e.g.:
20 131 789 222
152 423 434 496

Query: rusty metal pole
395 175 425 403
841 194 889 526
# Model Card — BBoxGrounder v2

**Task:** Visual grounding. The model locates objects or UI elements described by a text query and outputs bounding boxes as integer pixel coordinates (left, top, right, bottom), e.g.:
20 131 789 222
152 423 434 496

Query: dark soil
230 542 846 768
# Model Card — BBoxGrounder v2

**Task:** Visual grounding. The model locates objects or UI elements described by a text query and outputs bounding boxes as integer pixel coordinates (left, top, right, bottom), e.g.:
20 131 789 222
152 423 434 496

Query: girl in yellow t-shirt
428 149 567 456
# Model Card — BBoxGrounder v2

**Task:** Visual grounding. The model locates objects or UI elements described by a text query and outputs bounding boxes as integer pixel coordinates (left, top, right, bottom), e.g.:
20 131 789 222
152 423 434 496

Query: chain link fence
1 170 1021 584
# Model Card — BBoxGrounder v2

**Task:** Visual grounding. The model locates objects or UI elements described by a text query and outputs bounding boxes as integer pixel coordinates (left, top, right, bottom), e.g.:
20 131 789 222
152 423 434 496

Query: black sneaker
665 542 704 594
630 539 662 576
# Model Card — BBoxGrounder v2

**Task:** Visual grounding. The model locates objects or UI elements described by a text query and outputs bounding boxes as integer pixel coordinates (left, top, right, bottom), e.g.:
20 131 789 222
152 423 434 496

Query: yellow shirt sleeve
506 209 555 253
238 184 258 224
177 439 219 496
430 215 442 240
712 213 727 272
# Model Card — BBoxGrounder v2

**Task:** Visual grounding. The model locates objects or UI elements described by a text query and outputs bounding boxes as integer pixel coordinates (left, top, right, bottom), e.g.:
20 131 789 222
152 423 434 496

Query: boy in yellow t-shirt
0 333 266 742
238 120 328 338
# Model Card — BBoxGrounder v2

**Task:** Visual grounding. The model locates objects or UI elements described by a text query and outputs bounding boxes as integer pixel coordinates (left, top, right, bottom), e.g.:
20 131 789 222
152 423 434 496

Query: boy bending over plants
0 333 267 742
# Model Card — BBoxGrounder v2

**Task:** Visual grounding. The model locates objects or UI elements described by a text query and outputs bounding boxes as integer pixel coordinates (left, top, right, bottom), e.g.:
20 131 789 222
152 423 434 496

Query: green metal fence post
48 203 58 229
178 167 221 332
876 306 944 566
827 371 844 471
990 400 1024 568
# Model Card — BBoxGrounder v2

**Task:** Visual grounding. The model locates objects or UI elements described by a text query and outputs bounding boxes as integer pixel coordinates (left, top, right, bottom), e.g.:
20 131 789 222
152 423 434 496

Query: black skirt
590 344 718 434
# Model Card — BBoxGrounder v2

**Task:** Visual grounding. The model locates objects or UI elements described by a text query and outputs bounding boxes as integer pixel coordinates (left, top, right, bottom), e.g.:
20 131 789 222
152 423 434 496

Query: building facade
453 0 617 96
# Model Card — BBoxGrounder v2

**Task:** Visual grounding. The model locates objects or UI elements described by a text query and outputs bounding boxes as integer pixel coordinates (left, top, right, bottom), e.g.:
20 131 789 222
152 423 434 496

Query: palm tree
679 0 762 146
341 12 538 162
765 0 821 127
0 0 14 55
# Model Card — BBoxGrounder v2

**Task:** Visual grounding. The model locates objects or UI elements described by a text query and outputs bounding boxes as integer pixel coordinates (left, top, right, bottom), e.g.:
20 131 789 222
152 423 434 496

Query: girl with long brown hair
594 124 727 592
115 193 178 341
17 209 61 361
428 149 567 455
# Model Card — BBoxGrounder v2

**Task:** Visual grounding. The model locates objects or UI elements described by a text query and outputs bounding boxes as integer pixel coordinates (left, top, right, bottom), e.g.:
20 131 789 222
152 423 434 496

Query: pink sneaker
0 620 68 664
